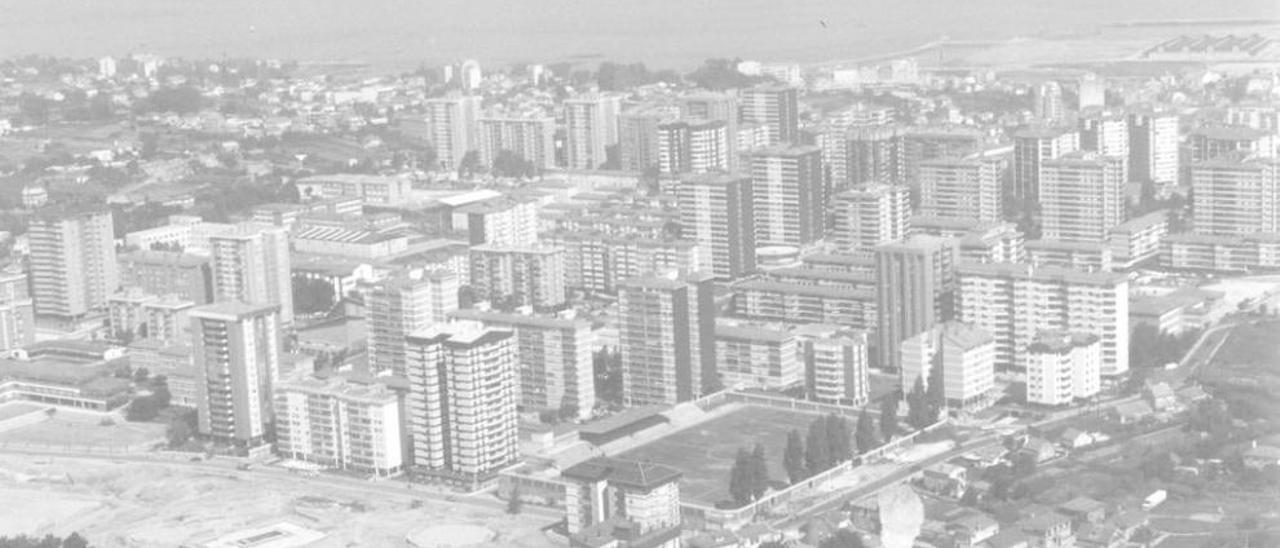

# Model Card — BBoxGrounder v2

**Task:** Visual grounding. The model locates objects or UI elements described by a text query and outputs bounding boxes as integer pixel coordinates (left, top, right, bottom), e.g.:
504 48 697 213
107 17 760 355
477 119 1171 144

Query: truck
1142 489 1167 510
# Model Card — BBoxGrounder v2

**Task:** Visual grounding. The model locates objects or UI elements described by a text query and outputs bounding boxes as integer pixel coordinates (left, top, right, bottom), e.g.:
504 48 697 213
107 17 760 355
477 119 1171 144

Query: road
774 391 1151 528
0 446 561 519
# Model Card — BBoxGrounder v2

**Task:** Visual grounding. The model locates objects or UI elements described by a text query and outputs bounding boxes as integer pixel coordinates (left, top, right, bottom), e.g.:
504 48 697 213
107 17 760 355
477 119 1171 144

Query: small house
1058 428 1094 450
1113 400 1154 424
1057 495 1108 525
921 462 969 498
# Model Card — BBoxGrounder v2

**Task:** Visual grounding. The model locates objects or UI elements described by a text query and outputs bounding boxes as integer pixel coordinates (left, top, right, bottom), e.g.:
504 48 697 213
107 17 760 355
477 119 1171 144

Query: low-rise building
562 457 683 548
714 320 802 391
273 374 403 477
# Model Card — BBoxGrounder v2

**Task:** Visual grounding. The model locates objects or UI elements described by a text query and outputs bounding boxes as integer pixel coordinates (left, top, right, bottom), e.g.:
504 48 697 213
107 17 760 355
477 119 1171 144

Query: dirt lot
0 454 558 547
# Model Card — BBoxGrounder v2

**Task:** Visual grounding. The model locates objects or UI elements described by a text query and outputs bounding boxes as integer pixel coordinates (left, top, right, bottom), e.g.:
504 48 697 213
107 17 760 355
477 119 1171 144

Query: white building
0 271 34 352
750 144 826 246
900 322 997 411
796 324 869 407
1026 331 1102 406
405 322 518 486
191 302 281 451
451 196 539 246
918 156 1004 223
1190 154 1279 237
210 223 293 327
832 183 911 253
564 94 622 170
425 94 481 172
714 321 802 391
274 374 403 476
451 308 596 420
295 174 413 206
957 263 1129 377
1040 152 1127 242
364 269 459 377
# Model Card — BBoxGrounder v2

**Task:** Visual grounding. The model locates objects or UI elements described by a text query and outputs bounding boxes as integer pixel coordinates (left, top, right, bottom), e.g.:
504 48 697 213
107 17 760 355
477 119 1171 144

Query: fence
682 416 950 530
0 439 160 455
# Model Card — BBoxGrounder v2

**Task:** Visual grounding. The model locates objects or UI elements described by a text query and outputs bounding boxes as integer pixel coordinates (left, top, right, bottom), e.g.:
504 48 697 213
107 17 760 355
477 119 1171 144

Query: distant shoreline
1104 18 1280 28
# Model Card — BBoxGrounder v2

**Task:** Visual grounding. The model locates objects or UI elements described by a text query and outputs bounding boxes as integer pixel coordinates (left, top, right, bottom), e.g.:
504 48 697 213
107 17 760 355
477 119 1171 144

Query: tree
457 150 480 178
906 376 931 430
748 443 769 500
879 393 900 440
61 533 89 548
506 486 523 514
728 448 753 506
926 348 946 422
805 417 832 474
783 429 807 483
492 150 538 179
854 408 878 454
277 181 301 203
166 411 195 449
826 414 851 462
292 277 336 315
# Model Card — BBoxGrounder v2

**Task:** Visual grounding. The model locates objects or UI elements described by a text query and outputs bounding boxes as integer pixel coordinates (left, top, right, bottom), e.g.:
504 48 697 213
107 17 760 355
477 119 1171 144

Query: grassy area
618 405 823 506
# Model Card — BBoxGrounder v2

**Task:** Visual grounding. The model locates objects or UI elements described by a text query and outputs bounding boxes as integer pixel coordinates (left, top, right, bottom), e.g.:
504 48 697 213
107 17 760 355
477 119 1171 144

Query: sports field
618 405 823 507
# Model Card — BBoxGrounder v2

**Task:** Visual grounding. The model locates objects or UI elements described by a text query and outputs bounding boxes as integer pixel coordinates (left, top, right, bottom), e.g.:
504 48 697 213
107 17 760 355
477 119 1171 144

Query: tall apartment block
0 270 34 352
425 94 481 172
680 92 739 170
1013 127 1079 202
900 321 997 411
210 223 293 327
365 269 459 376
1033 81 1066 125
451 308 596 420
274 374 404 476
750 144 826 246
832 183 911 253
476 114 556 170
405 322 518 486
740 85 799 145
1127 105 1179 193
469 244 566 310
546 230 702 294
1025 331 1101 406
1078 109 1130 181
900 126 984 185
1190 154 1279 236
618 104 673 171
617 271 716 405
677 173 756 280
191 302 281 451
658 119 731 175
119 250 213 304
846 125 903 186
452 195 539 246
562 457 683 548
956 263 1129 377
874 236 958 372
565 94 622 170
1188 126 1277 164
918 155 1005 223
796 324 870 407
28 206 118 322
1039 152 1127 242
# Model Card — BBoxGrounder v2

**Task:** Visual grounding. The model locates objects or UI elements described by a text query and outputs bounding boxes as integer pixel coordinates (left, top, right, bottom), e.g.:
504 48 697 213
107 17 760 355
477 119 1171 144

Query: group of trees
125 378 170 422
727 444 769 506
491 150 539 179
0 533 90 548
592 349 624 406
686 58 768 90
595 62 679 91
905 355 947 430
783 414 854 484
1129 324 1202 370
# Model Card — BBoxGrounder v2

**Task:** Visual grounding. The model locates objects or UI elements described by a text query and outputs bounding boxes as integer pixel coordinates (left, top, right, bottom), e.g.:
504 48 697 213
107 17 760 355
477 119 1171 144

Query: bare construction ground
0 454 559 548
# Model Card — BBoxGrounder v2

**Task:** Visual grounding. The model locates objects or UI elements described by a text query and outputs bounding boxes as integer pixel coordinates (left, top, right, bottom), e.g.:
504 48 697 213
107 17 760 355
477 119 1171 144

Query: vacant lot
0 455 558 548
618 405 823 506
0 410 164 452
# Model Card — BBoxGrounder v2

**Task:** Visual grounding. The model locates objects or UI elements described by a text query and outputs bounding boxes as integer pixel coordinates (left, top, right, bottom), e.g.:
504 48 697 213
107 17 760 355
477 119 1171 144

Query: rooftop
562 456 683 491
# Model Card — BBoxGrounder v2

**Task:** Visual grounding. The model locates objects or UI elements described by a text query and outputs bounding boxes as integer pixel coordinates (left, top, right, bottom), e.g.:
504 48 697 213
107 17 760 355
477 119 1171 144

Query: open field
0 409 164 450
0 454 558 547
618 404 823 506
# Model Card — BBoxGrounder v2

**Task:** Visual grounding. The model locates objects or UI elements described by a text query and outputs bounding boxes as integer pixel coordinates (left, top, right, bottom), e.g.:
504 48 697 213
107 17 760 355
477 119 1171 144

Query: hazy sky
3 0 1277 69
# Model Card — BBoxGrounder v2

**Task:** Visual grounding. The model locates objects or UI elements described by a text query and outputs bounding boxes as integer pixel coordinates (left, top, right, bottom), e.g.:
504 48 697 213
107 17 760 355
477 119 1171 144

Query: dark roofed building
563 456 683 548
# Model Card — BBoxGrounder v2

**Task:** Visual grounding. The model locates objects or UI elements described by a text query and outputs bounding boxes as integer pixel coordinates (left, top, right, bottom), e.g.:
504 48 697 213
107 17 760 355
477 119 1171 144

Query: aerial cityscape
0 4 1277 548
